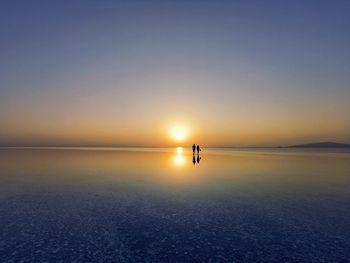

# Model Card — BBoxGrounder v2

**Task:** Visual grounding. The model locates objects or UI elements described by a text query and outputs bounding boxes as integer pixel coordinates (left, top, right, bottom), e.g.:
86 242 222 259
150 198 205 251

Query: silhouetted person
192 144 196 154
196 145 201 154
192 155 196 165
197 155 201 164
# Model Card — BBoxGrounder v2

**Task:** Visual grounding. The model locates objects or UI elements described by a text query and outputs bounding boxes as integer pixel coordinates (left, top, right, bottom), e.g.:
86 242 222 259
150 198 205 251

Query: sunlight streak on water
176 146 183 155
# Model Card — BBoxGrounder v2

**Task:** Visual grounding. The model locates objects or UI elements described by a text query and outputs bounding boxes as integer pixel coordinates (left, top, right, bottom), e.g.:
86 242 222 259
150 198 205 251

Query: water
0 148 349 262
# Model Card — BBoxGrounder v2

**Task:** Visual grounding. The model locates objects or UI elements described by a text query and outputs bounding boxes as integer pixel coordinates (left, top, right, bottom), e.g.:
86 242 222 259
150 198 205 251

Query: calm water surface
0 148 350 262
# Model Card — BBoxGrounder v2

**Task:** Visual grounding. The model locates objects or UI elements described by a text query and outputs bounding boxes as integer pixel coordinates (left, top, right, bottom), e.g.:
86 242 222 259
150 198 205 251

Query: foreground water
0 148 349 262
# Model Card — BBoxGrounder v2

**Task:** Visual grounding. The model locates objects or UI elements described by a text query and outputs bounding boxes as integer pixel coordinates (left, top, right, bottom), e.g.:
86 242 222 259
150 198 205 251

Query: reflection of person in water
192 144 196 154
192 155 196 165
196 155 201 164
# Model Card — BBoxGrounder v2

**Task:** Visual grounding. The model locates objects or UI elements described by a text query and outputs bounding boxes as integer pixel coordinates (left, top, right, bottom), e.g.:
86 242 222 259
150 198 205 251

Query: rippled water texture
0 148 350 262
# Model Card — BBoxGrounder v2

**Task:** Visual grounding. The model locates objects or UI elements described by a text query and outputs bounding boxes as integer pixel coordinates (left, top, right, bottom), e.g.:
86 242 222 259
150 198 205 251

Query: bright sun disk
171 126 187 141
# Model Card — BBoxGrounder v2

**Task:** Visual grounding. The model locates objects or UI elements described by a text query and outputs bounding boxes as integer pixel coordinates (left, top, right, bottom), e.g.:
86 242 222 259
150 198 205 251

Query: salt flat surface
0 148 349 262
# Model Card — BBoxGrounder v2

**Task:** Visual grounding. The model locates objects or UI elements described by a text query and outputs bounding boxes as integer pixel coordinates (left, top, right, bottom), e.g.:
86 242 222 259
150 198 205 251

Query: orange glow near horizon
1 103 350 147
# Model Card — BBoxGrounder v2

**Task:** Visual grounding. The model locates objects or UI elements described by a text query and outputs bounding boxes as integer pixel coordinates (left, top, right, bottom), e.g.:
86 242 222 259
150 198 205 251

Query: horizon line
0 145 279 149
1 142 349 150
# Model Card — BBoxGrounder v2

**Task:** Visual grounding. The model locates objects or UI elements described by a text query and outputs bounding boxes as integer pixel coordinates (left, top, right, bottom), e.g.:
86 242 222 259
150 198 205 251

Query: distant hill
286 142 350 148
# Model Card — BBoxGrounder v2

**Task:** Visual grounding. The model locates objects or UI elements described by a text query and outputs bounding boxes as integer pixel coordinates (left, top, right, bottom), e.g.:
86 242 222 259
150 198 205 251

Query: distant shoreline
284 142 350 148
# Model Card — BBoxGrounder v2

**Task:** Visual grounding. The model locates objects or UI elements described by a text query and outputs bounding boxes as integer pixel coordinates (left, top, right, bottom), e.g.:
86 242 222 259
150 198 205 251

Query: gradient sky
1 0 350 147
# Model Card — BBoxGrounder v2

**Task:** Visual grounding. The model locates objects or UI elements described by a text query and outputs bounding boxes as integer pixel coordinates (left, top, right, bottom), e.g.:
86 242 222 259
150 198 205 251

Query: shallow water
0 148 350 262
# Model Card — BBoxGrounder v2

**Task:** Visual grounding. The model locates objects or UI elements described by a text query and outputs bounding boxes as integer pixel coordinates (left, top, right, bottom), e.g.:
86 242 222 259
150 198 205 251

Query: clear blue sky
0 0 349 146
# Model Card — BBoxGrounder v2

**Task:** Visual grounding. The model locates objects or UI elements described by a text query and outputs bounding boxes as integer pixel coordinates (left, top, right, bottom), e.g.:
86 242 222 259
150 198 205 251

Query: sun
171 126 188 142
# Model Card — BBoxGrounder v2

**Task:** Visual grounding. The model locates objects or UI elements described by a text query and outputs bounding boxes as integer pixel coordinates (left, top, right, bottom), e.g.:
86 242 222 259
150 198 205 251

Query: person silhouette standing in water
192 144 196 154
196 145 201 155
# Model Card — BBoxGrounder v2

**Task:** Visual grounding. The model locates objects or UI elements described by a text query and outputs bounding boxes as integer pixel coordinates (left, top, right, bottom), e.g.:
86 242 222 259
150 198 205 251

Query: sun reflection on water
176 147 183 154
173 147 186 167
173 155 185 166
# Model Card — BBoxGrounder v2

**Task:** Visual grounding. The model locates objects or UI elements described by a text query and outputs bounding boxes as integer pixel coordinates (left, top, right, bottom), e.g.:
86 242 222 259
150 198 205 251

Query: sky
0 0 350 147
